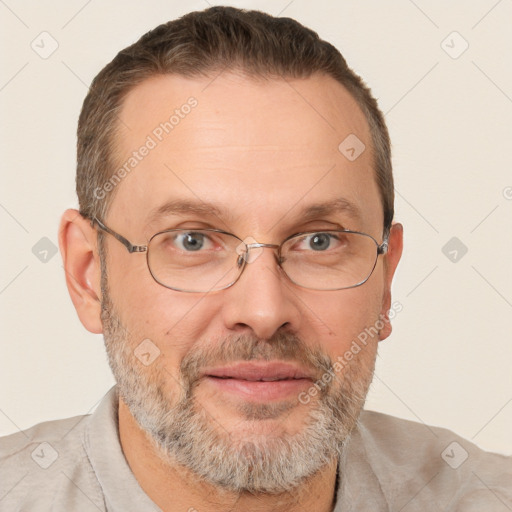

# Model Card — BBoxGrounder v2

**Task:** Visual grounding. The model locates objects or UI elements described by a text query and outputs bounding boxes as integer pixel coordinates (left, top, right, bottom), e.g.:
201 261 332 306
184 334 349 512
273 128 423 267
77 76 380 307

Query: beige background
1 0 511 456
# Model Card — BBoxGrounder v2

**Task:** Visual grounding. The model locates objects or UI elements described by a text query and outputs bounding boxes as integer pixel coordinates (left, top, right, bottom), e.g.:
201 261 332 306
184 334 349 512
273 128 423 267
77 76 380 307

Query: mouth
201 361 315 401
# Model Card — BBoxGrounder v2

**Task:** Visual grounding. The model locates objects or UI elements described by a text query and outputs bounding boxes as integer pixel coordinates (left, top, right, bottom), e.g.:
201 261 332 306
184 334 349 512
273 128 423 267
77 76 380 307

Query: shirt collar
84 385 161 511
84 385 387 511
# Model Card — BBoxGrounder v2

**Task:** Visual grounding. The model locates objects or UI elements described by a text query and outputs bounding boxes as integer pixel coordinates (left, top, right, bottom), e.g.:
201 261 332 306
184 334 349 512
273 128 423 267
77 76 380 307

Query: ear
378 222 403 341
58 209 103 334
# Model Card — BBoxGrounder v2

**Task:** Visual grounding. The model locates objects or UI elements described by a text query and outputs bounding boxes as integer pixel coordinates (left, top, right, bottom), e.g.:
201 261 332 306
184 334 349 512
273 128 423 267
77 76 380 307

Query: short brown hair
77 6 393 234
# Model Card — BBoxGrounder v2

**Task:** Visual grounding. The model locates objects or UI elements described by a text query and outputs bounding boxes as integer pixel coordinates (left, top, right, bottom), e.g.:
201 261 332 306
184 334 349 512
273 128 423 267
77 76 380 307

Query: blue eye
289 232 348 253
308 233 331 251
175 232 207 251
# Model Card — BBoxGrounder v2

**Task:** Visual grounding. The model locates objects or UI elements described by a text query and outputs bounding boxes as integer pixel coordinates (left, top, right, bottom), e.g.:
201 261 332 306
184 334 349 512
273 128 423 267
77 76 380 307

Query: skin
59 71 403 512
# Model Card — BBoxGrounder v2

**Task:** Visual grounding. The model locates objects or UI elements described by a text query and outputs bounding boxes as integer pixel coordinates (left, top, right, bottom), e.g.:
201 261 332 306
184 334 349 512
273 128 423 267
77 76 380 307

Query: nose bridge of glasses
245 242 280 251
245 242 282 263
237 241 282 267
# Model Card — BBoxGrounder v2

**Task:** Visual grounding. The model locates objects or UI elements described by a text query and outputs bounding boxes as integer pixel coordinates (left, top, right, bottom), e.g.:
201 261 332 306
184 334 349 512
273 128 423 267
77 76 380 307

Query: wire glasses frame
92 217 389 293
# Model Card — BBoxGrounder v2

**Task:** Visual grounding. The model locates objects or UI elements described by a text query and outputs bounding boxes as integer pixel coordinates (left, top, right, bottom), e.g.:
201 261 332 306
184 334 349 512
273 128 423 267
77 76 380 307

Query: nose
221 244 302 340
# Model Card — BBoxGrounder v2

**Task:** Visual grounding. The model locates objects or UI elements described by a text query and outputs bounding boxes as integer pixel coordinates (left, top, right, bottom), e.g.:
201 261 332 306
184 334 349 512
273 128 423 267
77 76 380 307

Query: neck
118 398 339 512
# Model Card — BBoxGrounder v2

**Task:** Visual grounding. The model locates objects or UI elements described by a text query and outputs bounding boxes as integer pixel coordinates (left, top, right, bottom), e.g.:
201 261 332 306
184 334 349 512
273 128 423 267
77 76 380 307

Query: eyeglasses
92 217 388 293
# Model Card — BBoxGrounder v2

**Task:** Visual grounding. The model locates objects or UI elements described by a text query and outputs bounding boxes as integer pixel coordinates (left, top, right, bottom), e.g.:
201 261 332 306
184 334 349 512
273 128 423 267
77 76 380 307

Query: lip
201 361 314 401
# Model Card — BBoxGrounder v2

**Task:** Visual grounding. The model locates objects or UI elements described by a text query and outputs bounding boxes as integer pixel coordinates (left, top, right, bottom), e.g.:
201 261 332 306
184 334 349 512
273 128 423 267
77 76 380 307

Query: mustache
179 331 334 388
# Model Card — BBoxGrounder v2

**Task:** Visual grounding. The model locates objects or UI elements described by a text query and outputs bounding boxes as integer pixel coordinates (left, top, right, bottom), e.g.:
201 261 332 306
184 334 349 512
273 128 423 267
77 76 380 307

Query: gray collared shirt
1 386 511 511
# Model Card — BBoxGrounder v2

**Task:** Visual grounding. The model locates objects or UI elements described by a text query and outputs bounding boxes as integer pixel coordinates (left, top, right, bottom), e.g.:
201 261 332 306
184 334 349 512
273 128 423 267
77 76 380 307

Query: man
0 5 510 511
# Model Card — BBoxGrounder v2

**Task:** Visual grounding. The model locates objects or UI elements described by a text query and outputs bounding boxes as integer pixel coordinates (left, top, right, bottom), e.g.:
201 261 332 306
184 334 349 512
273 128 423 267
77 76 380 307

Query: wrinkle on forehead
108 72 382 238
115 72 371 160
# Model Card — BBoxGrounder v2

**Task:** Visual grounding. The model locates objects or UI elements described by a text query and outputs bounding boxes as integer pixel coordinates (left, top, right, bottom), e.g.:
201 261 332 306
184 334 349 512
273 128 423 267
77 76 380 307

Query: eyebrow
299 198 362 223
145 197 361 228
146 199 229 227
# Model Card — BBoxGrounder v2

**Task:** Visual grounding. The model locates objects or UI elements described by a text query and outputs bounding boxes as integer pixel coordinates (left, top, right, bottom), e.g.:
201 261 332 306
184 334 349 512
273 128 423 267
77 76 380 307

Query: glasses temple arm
92 217 147 253
377 236 389 255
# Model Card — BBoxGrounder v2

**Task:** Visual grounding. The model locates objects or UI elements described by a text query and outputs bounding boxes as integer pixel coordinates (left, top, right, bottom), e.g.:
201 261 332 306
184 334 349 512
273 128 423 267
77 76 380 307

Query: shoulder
0 413 90 467
355 410 512 509
0 414 105 511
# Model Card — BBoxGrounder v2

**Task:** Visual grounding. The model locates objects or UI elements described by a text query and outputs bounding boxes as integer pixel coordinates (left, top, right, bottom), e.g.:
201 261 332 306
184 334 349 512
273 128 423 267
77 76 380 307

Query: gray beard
100 275 375 494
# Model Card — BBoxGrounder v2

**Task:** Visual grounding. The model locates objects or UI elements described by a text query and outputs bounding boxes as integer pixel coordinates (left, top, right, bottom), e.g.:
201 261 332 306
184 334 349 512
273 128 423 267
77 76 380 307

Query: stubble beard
99 261 376 494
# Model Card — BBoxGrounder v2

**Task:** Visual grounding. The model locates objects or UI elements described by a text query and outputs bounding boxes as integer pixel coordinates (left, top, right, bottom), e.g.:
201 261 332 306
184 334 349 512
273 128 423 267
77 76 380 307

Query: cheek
108 263 221 363
301 285 384 359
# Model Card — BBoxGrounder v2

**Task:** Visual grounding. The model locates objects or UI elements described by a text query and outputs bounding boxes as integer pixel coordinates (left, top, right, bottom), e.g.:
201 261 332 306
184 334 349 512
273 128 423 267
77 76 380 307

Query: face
98 72 401 493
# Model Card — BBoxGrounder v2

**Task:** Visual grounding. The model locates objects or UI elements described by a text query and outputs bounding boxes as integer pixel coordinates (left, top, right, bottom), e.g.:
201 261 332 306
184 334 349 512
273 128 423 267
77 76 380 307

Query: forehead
110 72 383 236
